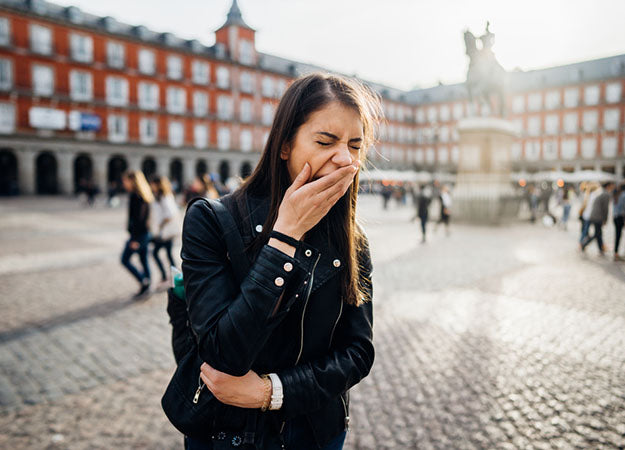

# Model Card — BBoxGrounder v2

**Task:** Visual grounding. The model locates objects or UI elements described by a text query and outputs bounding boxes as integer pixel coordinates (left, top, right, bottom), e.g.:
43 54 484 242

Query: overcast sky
53 0 625 91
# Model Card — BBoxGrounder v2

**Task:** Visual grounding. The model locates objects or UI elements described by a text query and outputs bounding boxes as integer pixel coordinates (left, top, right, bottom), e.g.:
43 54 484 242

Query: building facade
0 0 623 196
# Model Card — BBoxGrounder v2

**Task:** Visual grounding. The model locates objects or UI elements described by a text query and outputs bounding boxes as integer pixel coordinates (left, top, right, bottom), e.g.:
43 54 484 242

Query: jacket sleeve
181 199 318 376
277 240 374 418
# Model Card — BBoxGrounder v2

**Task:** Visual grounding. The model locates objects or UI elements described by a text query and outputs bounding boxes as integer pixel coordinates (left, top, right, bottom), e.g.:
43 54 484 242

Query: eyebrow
315 131 362 143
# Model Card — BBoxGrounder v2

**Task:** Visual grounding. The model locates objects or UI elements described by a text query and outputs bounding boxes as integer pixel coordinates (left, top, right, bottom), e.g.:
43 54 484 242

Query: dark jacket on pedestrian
181 192 374 447
589 190 610 224
417 194 431 218
127 192 150 239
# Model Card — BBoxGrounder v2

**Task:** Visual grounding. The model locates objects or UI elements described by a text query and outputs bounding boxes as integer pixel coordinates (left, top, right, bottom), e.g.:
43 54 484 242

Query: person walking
579 182 600 247
121 170 154 298
559 187 572 230
435 185 452 236
416 184 432 243
178 73 379 449
149 175 181 289
581 182 615 255
612 182 625 261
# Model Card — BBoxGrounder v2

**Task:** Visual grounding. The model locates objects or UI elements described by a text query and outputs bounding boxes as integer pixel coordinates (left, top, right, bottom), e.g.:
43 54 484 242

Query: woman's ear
280 144 290 161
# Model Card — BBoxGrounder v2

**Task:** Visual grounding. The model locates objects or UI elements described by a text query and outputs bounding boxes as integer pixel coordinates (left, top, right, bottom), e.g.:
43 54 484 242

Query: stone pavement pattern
0 195 624 449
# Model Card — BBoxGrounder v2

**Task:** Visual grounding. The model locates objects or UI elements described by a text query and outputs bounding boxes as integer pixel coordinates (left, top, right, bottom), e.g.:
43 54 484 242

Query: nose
331 143 353 167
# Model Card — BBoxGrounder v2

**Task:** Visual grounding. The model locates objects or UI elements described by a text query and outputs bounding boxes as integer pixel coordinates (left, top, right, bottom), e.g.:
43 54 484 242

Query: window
439 105 450 122
524 141 540 161
262 77 274 98
438 146 449 164
217 127 230 150
584 85 600 105
139 117 158 145
216 67 229 89
217 95 233 120
240 72 254 93
276 79 287 98
603 108 620 131
108 114 128 143
167 55 183 80
511 95 525 113
194 124 208 149
511 143 522 161
545 91 560 110
138 49 155 75
563 112 578 134
239 40 253 65
107 41 125 68
602 137 618 158
425 148 435 164
32 64 53 96
416 108 425 124
564 88 579 108
240 99 252 123
106 76 129 106
0 17 10 46
167 87 186 114
545 114 559 135
70 33 93 63
582 110 598 132
415 149 424 164
192 61 209 85
193 91 209 117
0 102 15 134
30 24 52 55
169 121 184 147
439 126 449 143
561 139 577 160
543 139 558 160
512 118 523 134
528 93 542 111
527 116 541 136
605 82 622 103
452 103 463 120
69 70 92 101
427 106 437 123
581 137 597 158
262 103 274 126
138 82 159 110
240 130 252 152
0 58 12 91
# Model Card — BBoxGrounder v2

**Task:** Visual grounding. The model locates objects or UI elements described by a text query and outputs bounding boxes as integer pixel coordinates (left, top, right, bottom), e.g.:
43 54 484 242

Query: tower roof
220 0 253 30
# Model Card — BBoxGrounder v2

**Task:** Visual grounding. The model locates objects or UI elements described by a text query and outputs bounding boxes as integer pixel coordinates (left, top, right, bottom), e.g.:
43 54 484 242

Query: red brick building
0 0 622 195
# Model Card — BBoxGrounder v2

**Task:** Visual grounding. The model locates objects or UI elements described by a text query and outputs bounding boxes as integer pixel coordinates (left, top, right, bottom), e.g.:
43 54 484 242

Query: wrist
272 221 303 241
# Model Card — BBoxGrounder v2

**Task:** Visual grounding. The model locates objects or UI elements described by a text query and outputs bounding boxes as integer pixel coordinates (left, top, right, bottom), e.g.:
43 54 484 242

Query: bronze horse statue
464 24 506 117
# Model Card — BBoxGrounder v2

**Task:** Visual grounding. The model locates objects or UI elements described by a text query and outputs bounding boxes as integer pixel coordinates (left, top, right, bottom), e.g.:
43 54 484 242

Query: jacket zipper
328 298 344 348
340 392 350 431
193 374 204 404
294 252 321 366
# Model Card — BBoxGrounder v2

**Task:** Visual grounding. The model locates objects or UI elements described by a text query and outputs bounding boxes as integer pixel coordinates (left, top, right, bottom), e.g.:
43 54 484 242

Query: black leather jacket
181 192 374 448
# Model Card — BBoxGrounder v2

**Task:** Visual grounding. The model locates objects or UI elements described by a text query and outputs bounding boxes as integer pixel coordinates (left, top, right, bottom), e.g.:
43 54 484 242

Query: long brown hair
234 73 382 306
125 170 154 204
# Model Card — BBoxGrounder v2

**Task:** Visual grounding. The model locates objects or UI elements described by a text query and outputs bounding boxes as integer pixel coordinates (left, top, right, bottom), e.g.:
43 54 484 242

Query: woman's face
281 101 363 183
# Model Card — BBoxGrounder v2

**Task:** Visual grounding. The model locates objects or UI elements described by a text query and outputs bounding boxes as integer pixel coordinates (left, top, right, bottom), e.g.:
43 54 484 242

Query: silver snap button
274 277 284 287
283 262 293 272
333 259 341 267
255 224 263 232
305 249 312 257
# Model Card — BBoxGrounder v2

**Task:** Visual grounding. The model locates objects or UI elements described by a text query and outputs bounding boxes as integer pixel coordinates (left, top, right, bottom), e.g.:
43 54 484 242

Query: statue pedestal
453 117 520 224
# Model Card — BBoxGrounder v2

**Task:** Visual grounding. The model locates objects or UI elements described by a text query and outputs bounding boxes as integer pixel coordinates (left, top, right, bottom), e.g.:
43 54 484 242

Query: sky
52 0 625 91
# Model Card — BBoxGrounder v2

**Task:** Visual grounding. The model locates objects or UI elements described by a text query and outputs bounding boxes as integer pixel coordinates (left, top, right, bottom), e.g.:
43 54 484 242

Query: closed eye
316 141 331 146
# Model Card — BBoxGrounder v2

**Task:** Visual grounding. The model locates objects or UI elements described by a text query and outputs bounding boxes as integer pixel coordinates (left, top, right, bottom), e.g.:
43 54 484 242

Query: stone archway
196 159 208 177
142 157 157 180
107 155 128 193
0 149 18 195
218 160 230 184
170 159 183 192
73 153 93 194
240 161 253 179
36 151 58 195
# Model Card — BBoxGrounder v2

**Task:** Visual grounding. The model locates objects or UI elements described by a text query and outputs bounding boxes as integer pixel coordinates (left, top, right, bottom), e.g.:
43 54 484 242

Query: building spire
221 0 253 30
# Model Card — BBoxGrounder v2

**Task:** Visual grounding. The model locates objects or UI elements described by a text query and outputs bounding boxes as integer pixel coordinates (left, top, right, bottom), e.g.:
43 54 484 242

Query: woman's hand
274 161 359 239
200 363 266 409
129 241 139 250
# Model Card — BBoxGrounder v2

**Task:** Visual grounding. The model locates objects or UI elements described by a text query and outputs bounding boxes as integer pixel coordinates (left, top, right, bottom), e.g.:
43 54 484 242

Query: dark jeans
582 221 604 251
419 215 427 239
121 233 151 284
615 216 624 254
579 219 590 243
152 237 175 280
185 415 347 450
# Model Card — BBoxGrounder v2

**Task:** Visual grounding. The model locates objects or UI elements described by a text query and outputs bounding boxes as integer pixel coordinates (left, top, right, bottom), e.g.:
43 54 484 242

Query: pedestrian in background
559 187 572 230
613 182 625 262
435 185 452 236
579 182 599 247
149 175 181 289
415 184 431 243
121 170 154 298
581 181 615 255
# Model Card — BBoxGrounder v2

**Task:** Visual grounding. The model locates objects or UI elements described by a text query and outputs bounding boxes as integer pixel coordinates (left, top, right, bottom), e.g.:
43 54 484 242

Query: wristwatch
268 373 283 410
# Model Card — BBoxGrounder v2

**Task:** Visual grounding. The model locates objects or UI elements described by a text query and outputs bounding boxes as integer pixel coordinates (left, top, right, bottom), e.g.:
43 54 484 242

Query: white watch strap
268 373 283 410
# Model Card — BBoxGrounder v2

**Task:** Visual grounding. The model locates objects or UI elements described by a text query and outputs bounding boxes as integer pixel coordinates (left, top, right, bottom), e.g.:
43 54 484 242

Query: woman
149 175 180 288
613 182 625 262
579 182 599 249
180 73 381 449
121 170 154 298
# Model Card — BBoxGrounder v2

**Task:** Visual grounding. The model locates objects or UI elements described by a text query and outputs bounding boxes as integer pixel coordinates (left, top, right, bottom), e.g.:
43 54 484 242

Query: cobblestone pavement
1 195 624 449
